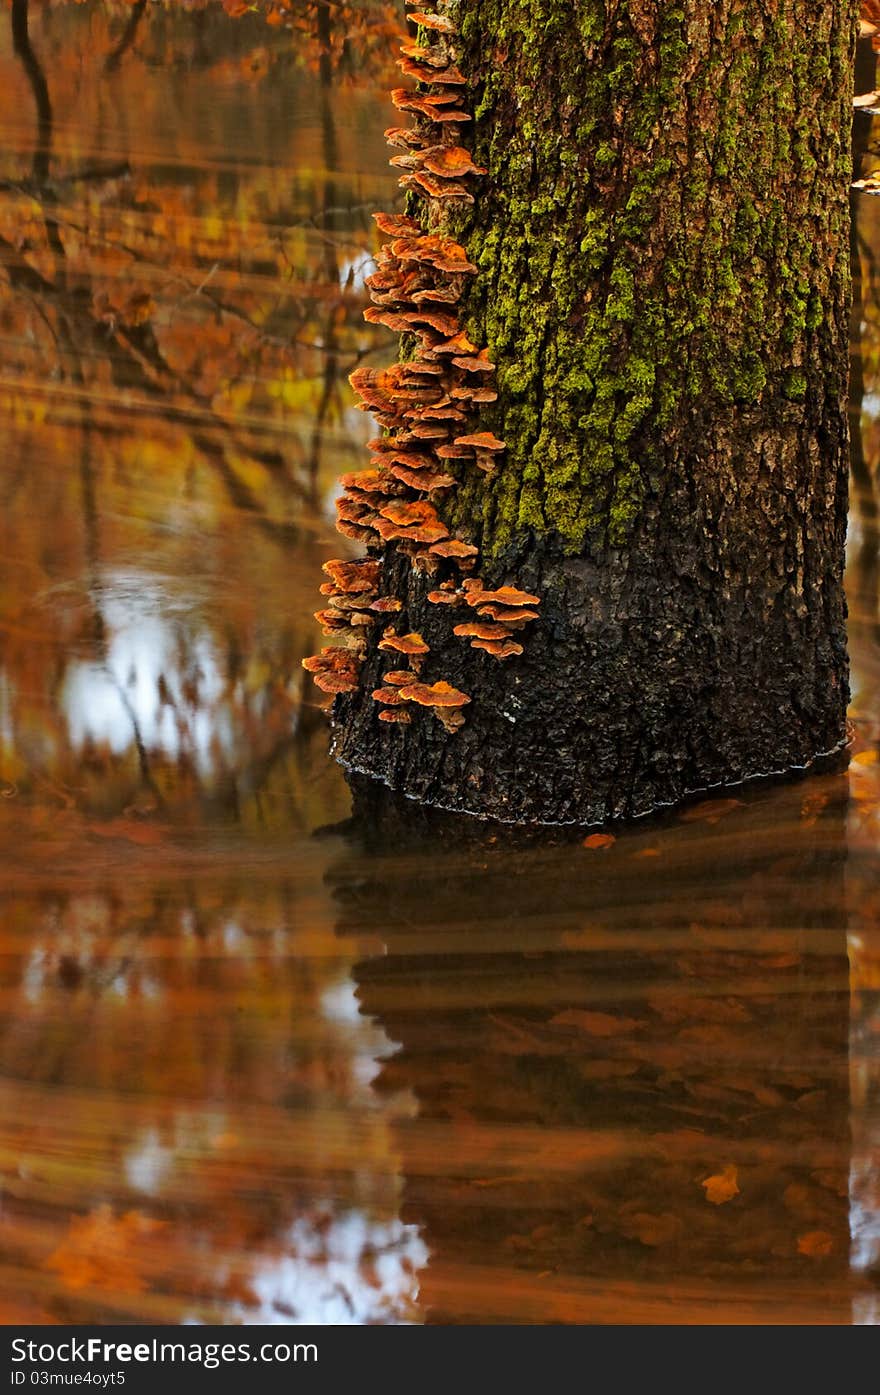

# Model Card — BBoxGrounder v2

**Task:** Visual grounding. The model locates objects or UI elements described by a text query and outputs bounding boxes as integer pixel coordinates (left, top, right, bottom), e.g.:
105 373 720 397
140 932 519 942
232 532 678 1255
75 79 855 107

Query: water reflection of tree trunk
103 0 148 75
335 782 855 1323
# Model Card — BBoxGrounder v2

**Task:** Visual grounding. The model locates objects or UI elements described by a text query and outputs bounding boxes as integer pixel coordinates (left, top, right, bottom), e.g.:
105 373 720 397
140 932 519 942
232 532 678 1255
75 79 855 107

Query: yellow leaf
701 1163 740 1205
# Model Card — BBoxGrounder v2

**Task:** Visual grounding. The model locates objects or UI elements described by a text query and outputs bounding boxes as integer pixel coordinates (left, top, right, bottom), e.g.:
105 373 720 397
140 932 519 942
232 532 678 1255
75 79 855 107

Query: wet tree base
337 733 852 834
331 427 851 829
332 438 850 828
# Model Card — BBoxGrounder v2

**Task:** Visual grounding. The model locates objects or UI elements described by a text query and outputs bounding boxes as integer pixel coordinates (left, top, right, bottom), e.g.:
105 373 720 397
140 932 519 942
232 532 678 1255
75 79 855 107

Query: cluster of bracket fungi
302 2 541 734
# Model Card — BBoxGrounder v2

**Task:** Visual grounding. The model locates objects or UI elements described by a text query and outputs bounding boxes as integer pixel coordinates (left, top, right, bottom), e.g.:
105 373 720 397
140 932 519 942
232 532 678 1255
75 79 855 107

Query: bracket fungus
471 639 525 660
453 622 515 641
301 648 361 695
378 629 430 659
383 670 420 686
398 679 471 732
302 0 543 727
372 686 409 706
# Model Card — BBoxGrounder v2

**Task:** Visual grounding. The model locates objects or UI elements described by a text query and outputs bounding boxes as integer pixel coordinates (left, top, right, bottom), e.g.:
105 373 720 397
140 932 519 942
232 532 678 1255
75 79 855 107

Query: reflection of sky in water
235 1211 427 1325
61 572 236 770
849 924 880 1326
338 252 373 293
108 953 427 1325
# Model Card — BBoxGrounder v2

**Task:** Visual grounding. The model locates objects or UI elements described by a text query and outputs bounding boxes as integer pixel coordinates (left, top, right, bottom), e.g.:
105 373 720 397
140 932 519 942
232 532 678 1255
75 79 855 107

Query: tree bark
334 0 856 826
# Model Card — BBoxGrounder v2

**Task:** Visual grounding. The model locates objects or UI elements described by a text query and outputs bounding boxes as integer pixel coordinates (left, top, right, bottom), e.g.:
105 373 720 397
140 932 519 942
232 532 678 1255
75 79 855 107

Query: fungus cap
335 519 376 542
311 671 361 694
388 465 457 490
411 285 461 305
450 352 495 372
372 687 408 706
435 443 475 459
368 597 404 613
471 639 524 659
405 12 457 32
422 146 487 177
379 499 442 527
399 308 460 336
406 172 473 202
466 586 541 608
378 630 431 656
453 621 514 640
398 680 470 708
429 331 480 356
398 40 448 66
322 558 381 592
476 605 539 624
372 211 421 236
429 539 479 559
454 431 506 451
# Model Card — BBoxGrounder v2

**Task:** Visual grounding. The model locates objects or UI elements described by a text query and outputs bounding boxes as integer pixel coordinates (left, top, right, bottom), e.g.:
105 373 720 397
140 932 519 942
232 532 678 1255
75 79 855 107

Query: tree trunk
333 0 856 826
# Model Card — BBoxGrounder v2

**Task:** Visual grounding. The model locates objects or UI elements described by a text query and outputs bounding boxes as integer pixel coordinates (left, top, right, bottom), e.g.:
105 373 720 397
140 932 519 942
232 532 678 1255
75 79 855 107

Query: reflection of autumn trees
0 0 401 819
0 822 423 1322
1 0 398 503
337 777 858 1323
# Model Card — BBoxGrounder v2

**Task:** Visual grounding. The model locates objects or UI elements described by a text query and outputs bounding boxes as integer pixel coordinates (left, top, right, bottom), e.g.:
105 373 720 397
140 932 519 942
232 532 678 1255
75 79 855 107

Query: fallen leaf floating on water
582 832 616 850
797 1231 834 1257
700 1164 740 1205
45 1207 169 1295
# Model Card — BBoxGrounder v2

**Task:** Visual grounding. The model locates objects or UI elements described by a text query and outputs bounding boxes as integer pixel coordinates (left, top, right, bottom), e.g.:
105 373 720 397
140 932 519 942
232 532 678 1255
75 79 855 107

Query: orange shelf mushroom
399 679 471 732
471 638 524 660
378 628 430 658
303 0 543 718
453 622 515 641
372 686 409 706
383 670 420 685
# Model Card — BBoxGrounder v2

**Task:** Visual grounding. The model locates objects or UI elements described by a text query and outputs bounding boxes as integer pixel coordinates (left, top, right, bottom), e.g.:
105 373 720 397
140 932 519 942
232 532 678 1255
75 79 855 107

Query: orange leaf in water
46 1207 169 1294
851 749 878 766
700 1164 740 1205
582 832 615 850
797 1230 834 1257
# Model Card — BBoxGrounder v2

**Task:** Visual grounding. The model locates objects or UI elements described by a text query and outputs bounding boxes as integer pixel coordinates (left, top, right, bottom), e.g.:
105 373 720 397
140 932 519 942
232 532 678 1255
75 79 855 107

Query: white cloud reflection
61 571 235 771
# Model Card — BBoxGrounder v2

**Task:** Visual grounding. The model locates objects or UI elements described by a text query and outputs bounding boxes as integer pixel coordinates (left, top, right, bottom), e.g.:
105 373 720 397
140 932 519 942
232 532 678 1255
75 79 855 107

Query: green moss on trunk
445 0 857 553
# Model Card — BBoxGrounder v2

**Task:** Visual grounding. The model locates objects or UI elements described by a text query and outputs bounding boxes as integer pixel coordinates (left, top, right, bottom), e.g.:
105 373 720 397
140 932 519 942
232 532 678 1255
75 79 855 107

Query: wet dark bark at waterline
335 435 850 825
331 1 855 826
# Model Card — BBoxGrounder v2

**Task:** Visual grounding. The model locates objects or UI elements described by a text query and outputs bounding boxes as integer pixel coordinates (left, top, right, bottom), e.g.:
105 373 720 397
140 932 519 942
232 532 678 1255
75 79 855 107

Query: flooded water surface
1 0 880 1324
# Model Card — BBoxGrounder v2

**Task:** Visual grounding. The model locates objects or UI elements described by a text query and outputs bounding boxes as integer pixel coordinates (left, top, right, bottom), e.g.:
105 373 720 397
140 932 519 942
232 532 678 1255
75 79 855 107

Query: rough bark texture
334 0 855 826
